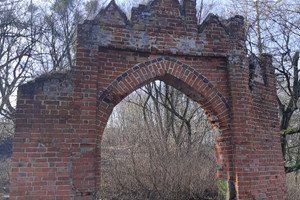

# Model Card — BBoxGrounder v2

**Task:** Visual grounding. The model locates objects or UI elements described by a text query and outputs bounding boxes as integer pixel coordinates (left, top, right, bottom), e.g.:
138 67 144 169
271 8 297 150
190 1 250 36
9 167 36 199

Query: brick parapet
77 0 243 58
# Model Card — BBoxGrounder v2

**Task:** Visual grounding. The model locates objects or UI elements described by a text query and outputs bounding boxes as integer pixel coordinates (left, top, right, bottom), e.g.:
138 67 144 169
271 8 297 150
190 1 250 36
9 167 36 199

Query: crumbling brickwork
10 0 287 199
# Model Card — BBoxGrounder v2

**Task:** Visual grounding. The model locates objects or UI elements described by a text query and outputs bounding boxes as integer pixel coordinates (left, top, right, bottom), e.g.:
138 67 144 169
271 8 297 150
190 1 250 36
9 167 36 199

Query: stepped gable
198 14 227 33
77 0 245 57
93 0 129 27
90 0 196 32
84 0 242 38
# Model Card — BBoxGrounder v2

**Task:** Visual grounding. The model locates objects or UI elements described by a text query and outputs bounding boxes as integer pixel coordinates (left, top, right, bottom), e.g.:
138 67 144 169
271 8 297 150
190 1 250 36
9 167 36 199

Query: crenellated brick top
77 0 245 57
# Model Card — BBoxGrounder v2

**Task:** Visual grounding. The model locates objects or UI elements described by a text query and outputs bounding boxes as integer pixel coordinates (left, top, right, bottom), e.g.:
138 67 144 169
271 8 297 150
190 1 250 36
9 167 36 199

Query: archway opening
98 80 219 200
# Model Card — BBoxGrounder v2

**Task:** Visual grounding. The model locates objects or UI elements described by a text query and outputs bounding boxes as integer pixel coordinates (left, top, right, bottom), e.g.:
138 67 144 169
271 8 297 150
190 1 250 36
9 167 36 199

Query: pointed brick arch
10 0 287 199
98 57 229 118
94 58 234 194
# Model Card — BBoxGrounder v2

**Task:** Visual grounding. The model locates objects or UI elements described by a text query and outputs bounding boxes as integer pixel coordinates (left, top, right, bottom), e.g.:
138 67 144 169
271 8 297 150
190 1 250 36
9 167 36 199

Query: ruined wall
10 0 287 199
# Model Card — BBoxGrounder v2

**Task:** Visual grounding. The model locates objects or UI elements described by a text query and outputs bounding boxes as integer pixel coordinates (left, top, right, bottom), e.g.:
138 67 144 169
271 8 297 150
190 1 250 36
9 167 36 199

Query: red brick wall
10 0 287 199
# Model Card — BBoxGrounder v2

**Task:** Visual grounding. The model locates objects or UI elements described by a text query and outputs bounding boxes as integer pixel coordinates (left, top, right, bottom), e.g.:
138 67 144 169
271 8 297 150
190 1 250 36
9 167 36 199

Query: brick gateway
10 0 287 199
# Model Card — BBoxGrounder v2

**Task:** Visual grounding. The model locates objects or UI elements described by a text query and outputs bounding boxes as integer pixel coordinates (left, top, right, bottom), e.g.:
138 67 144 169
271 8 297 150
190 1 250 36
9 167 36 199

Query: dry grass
286 173 300 200
98 146 219 200
97 127 300 200
98 145 300 200
0 157 10 200
97 127 219 200
0 121 13 200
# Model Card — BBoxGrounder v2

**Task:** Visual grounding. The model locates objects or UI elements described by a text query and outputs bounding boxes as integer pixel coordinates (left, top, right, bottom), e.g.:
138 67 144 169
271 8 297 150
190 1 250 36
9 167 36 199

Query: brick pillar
10 74 77 199
225 16 287 200
69 26 100 198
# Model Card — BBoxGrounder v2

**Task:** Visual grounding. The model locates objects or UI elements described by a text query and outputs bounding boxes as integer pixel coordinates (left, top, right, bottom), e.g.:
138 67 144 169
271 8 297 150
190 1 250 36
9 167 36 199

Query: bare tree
0 0 86 119
228 0 300 173
0 0 44 119
35 0 84 72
